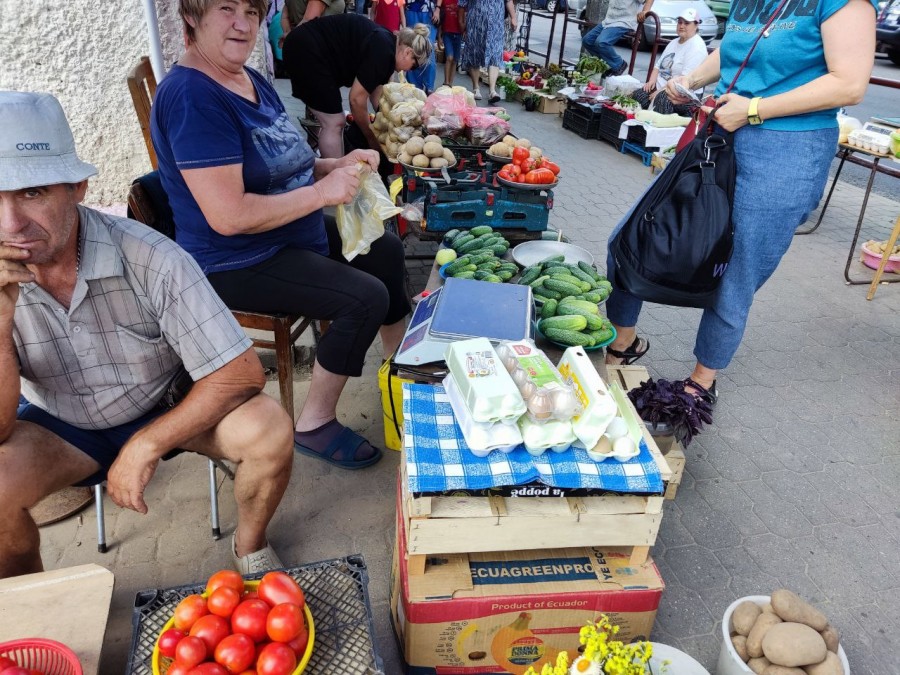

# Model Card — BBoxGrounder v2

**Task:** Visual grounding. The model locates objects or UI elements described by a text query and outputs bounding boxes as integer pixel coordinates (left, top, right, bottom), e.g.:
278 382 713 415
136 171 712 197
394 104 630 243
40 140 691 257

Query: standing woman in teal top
603 0 877 425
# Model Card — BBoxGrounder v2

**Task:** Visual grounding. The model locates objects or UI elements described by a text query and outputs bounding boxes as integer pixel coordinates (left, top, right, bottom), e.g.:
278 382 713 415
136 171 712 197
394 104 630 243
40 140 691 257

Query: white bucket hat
678 8 700 22
0 91 98 191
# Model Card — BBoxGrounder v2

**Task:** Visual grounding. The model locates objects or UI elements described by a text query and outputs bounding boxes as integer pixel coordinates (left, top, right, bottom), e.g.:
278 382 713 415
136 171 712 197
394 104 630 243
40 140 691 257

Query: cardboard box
391 494 664 675
535 92 566 115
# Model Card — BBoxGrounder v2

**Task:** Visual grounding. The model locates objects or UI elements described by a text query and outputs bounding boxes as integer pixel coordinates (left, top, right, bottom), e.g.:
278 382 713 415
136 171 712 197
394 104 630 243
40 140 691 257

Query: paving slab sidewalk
40 79 900 675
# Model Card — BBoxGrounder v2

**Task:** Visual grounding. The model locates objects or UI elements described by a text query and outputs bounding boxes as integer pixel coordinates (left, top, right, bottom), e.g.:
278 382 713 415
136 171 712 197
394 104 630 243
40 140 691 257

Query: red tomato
540 158 560 175
231 599 271 642
167 663 193 675
497 170 512 181
266 603 303 643
255 643 296 675
188 664 229 675
237 671 258 675
512 147 530 164
257 573 304 609
175 635 208 669
524 168 556 184
190 614 231 653
0 657 18 671
158 628 187 658
206 570 245 597
242 590 259 600
174 595 209 631
508 164 522 178
208 587 241 619
284 625 310 659
214 633 256 674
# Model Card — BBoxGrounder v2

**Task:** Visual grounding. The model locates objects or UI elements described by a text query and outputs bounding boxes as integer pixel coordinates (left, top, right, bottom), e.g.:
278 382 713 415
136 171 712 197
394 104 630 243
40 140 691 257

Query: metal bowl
511 240 594 267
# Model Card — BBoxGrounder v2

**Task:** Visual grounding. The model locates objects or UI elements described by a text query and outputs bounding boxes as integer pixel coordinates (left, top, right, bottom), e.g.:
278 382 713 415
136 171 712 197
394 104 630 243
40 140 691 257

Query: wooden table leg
866 213 900 300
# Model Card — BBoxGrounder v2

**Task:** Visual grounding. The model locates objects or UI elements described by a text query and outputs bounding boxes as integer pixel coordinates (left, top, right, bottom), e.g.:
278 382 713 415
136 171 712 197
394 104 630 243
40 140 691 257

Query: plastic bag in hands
335 165 403 261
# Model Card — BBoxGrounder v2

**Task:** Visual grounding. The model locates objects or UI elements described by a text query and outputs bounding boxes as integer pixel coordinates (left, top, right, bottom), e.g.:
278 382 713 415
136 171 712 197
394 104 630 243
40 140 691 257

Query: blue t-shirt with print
151 65 326 274
716 0 878 131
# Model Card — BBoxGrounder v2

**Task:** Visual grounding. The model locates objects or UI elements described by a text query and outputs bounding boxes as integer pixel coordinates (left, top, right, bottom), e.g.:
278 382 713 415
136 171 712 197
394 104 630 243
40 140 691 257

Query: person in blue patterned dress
459 0 516 104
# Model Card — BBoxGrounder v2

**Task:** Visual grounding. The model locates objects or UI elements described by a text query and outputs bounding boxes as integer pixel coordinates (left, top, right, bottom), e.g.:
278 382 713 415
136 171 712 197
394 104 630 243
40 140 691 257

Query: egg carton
847 129 891 155
495 340 582 424
444 338 526 424
125 556 383 675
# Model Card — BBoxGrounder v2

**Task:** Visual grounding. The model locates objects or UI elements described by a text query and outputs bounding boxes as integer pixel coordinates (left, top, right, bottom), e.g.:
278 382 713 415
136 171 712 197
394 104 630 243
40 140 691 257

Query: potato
733 601 763 636
747 612 783 658
489 142 510 157
732 635 749 662
424 134 442 145
515 138 532 148
502 134 517 146
819 624 839 653
423 141 444 158
763 603 776 614
749 657 772 674
442 148 456 163
405 136 425 156
430 157 449 168
387 141 401 157
398 151 412 165
803 652 843 675
762 623 827 667
763 667 806 675
412 153 431 168
771 590 828 631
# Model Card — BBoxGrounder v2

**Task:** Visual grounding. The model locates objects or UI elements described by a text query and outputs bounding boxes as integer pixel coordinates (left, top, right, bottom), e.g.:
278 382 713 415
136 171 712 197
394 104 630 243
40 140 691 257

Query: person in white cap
0 91 294 578
629 8 708 115
581 0 654 77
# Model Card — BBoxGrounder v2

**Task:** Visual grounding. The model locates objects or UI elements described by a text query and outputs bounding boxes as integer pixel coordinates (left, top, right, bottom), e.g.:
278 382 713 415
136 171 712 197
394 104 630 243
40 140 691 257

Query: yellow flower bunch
524 651 570 675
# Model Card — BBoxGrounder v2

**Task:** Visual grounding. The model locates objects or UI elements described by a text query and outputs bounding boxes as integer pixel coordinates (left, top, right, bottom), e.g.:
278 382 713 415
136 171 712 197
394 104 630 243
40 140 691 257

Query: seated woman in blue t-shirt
151 0 414 470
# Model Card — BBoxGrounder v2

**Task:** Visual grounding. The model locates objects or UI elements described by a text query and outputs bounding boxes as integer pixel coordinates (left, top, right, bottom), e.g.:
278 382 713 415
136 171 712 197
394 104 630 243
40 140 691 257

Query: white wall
0 0 269 206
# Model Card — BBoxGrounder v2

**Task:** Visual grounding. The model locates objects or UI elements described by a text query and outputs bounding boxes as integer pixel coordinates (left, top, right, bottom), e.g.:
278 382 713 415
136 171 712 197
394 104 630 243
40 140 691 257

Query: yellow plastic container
378 359 413 451
152 580 315 675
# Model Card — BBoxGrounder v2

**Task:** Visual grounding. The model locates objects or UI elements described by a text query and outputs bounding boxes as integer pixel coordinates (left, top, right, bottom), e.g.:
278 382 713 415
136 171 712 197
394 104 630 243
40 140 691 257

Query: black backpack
609 117 736 309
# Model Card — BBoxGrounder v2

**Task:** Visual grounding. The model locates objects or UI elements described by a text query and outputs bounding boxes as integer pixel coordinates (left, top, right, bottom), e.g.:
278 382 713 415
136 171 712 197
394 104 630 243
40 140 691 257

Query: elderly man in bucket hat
0 91 295 578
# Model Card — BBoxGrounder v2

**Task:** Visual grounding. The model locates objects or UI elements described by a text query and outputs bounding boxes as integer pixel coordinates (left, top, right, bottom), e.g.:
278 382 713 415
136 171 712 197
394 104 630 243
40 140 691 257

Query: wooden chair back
127 56 158 170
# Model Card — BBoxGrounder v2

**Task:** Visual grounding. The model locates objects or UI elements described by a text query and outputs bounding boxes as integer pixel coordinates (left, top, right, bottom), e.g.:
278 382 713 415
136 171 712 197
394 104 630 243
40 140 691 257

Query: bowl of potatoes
396 135 457 172
718 591 850 675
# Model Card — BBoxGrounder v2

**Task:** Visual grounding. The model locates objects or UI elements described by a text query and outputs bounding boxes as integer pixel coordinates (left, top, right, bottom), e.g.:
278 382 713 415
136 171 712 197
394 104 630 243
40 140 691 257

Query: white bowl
716 595 851 675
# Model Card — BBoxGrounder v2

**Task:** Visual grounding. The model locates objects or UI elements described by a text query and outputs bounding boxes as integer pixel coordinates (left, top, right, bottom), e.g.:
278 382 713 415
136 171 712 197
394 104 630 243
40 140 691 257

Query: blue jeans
581 25 629 72
606 126 838 370
356 0 367 13
405 10 437 92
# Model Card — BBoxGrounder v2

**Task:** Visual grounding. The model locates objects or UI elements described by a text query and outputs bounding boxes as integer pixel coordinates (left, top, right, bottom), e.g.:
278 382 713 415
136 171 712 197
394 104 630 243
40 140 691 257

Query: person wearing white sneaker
0 92 295 579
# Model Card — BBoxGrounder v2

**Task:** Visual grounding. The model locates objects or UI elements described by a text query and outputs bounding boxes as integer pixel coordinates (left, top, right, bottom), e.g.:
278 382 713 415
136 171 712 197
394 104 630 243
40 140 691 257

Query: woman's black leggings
208 216 410 377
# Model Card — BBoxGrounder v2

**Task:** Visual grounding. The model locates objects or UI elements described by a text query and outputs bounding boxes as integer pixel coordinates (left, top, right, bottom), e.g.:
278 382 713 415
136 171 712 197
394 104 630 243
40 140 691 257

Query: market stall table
0 564 115 675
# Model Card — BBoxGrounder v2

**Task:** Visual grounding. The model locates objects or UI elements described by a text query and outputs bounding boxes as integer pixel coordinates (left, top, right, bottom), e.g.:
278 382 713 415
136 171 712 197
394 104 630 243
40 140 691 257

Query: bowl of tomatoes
495 146 560 189
153 570 314 675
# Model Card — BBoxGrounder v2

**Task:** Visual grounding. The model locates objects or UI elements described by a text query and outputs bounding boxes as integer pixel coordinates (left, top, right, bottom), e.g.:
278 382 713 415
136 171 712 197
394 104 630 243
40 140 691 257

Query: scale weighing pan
394 278 534 365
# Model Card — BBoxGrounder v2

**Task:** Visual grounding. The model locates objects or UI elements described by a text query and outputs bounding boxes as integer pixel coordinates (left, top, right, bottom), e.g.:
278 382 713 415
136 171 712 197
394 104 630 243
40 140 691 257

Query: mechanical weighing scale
394 277 534 365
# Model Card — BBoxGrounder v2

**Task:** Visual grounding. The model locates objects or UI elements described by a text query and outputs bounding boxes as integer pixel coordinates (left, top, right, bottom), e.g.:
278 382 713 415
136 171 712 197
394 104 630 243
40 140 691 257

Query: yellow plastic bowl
152 580 315 675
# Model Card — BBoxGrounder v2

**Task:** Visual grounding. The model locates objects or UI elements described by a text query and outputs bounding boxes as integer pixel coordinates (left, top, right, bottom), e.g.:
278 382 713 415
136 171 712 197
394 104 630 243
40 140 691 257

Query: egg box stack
442 338 638 460
373 82 427 160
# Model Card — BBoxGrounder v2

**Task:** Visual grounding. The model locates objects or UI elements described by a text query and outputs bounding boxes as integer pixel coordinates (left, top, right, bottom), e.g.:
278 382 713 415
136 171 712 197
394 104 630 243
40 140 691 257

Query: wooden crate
606 365 686 500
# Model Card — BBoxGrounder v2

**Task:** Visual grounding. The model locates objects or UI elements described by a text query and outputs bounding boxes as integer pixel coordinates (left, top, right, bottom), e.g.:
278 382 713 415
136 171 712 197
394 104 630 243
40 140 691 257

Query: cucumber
540 298 558 319
589 328 614 344
532 291 555 303
544 278 584 297
567 266 598 287
553 274 592 292
442 229 461 246
451 234 475 251
528 275 551 288
450 264 477 275
453 271 476 279
558 298 600 316
543 266 571 278
473 269 494 280
518 266 543 285
482 274 503 283
496 270 514 281
542 327 595 347
470 225 493 237
444 255 473 274
469 251 496 266
540 254 566 265
534 285 562 300
539 315 588 332
457 238 489 255
578 260 602 281
582 291 602 304
491 244 509 256
496 263 519 273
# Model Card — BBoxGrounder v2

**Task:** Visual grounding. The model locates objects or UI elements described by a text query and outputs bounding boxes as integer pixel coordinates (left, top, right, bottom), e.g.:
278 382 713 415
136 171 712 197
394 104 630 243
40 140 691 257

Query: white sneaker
473 88 483 100
232 534 284 575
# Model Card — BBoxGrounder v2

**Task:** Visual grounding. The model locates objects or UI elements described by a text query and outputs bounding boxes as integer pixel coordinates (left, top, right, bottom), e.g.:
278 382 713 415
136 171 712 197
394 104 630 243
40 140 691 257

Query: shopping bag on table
335 165 402 261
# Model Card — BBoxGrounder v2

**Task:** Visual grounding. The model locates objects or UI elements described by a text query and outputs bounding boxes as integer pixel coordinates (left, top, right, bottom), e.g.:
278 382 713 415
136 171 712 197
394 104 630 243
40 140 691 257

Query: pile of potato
729 590 844 675
372 82 427 160
397 135 456 169
864 239 900 256
488 136 543 161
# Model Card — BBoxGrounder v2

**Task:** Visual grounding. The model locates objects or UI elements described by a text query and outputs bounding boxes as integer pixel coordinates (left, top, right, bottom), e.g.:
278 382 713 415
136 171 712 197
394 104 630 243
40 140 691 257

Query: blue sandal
293 426 383 470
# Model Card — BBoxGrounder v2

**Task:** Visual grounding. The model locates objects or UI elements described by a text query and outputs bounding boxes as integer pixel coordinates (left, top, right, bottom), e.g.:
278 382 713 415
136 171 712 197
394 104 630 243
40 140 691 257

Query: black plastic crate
598 106 628 148
562 108 601 139
126 556 384 675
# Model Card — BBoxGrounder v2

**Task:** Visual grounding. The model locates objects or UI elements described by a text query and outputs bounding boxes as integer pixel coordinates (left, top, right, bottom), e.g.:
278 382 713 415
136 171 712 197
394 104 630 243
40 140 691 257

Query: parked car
877 0 900 66
532 0 587 13
703 0 730 37
579 0 717 48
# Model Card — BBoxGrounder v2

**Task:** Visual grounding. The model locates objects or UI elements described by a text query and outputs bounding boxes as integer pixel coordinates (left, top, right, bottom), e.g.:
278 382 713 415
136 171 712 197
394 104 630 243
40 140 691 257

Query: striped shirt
14 205 252 430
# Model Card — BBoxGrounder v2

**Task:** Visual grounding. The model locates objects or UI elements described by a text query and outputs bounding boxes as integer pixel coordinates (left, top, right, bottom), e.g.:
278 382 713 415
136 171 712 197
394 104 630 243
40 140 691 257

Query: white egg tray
443 374 522 457
444 338 526 424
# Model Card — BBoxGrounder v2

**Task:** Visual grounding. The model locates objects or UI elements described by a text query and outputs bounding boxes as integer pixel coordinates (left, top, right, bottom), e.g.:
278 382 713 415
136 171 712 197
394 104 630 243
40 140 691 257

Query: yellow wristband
747 97 763 125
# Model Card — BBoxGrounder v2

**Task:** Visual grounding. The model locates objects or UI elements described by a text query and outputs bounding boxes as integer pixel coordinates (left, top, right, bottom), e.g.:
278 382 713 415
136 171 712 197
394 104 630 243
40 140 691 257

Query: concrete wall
0 0 269 206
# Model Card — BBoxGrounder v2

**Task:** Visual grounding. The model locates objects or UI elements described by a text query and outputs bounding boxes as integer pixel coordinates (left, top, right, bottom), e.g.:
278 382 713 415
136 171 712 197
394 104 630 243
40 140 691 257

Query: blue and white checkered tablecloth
403 383 664 495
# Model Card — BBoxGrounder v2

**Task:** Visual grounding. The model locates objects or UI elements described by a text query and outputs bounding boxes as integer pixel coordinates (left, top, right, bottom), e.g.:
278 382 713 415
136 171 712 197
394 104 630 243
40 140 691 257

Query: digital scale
394 277 534 366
